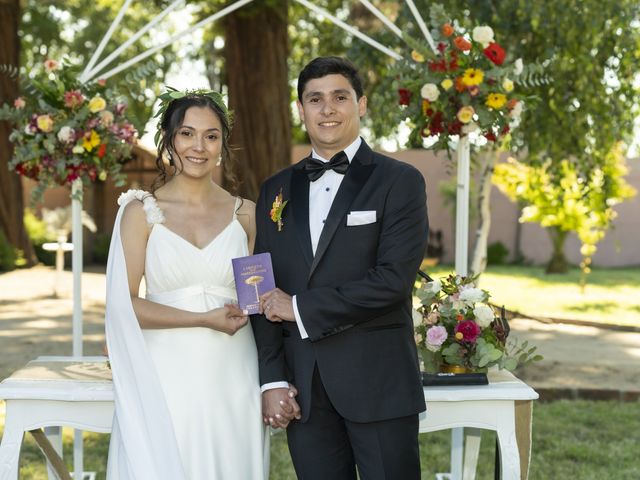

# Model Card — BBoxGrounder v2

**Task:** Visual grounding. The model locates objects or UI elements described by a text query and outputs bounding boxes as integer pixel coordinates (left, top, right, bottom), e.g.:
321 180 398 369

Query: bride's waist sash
146 284 237 308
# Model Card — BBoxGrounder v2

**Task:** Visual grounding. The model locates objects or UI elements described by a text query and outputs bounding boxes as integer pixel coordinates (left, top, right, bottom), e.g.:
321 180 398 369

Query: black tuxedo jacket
251 140 428 423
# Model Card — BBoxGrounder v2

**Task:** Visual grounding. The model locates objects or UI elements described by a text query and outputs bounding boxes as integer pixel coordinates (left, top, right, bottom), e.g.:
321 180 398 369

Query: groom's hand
260 289 295 322
262 386 301 429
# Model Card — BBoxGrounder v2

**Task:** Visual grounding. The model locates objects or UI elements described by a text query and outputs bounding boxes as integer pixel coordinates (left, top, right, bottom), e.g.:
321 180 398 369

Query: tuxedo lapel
309 143 376 279
290 163 314 269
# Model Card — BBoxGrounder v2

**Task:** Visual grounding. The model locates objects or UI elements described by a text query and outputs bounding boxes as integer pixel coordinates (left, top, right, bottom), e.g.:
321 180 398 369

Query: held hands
260 288 295 323
262 384 301 429
206 304 248 335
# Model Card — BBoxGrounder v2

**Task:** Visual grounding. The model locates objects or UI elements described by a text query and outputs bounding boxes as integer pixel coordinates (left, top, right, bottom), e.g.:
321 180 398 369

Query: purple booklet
232 252 276 315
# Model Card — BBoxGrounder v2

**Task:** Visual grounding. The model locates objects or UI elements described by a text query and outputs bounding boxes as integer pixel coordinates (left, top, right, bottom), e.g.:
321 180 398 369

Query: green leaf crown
153 86 232 147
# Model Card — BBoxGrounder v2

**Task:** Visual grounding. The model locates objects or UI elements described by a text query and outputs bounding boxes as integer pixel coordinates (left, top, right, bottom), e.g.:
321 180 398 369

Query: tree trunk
470 150 497 277
223 1 291 201
0 0 35 264
546 226 569 273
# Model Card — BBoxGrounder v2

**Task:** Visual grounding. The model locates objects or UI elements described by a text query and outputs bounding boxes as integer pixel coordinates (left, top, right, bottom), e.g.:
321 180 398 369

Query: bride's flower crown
153 86 233 147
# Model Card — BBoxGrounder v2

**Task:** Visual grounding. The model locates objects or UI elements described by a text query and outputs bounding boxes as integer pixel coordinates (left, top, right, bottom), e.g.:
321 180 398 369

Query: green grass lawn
424 265 640 328
2 400 639 479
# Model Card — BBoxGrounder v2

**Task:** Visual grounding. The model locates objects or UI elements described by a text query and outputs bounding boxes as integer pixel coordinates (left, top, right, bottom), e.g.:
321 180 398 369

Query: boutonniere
270 188 288 232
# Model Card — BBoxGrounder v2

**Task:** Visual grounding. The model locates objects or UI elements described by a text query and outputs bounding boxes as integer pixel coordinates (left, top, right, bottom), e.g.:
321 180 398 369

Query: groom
251 56 428 479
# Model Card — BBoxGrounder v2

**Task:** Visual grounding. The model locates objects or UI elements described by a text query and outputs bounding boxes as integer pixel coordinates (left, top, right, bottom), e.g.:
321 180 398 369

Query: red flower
398 88 411 106
483 42 506 65
97 144 107 158
437 42 447 54
484 131 497 142
455 320 481 343
429 59 447 72
453 36 472 51
501 125 511 136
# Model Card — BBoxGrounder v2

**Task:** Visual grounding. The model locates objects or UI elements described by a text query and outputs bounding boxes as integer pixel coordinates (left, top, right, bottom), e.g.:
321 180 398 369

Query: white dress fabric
106 189 267 480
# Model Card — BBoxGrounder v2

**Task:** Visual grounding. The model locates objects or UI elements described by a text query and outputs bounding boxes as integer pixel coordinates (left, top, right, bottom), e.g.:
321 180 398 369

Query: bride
105 90 278 479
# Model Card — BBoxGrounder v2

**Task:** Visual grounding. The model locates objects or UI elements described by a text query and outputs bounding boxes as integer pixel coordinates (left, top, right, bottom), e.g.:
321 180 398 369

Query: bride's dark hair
151 93 238 194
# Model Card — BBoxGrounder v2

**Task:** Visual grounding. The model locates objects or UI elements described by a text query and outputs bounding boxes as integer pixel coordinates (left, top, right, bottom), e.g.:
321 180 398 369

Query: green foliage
23 210 56 266
92 233 111 265
487 241 509 265
0 230 18 272
493 145 636 281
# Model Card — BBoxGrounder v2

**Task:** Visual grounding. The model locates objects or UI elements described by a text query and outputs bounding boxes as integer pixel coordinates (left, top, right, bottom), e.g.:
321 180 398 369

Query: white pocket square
346 210 377 226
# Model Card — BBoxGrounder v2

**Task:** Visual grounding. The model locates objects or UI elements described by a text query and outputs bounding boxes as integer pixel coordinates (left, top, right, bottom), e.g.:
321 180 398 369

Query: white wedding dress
106 190 267 480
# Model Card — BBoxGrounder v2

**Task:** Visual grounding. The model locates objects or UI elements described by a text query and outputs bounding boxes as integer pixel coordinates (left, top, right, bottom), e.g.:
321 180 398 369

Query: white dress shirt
260 137 362 393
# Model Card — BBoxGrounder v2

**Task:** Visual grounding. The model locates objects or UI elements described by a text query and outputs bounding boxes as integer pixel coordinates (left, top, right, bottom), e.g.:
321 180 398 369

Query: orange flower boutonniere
270 188 288 232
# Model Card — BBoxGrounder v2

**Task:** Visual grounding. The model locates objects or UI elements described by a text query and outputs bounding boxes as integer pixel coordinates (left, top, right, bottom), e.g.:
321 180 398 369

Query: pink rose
64 90 85 108
13 97 26 109
455 320 481 343
426 325 448 351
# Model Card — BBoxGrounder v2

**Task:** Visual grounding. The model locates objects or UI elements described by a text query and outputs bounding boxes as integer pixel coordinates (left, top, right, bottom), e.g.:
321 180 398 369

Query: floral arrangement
0 59 137 200
394 5 540 152
415 274 541 373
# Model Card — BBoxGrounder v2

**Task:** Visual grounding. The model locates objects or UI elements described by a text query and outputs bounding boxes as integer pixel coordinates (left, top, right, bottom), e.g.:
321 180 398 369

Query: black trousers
286 367 421 480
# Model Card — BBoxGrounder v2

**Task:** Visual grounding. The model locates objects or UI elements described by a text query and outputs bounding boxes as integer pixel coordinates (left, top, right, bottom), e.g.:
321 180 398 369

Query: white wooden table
0 357 113 480
420 369 538 480
1 360 536 480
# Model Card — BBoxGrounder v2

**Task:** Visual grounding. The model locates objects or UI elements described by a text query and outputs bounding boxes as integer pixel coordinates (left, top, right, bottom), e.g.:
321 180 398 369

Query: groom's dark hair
297 56 364 101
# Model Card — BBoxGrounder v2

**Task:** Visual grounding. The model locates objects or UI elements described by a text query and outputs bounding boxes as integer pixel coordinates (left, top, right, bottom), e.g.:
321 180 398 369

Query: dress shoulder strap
232 196 242 220
117 189 165 225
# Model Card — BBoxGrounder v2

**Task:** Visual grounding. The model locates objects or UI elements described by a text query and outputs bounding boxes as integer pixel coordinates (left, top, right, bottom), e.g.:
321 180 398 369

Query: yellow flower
98 171 108 181
441 79 453 91
411 50 425 62
486 93 507 109
88 96 107 113
457 106 475 124
36 114 54 133
455 332 464 340
502 78 514 92
82 130 101 152
462 68 484 86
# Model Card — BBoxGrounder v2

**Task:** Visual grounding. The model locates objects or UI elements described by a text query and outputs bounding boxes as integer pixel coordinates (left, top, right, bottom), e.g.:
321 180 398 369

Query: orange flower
441 23 454 37
453 36 472 51
454 77 466 92
97 144 107 158
456 313 464 322
507 98 519 110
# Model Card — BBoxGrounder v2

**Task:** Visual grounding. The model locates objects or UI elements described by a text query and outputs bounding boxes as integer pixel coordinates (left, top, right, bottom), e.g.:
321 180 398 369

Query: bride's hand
207 304 248 335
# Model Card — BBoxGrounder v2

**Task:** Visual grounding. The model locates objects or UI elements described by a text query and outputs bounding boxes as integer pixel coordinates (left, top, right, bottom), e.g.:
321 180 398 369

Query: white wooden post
71 178 84 478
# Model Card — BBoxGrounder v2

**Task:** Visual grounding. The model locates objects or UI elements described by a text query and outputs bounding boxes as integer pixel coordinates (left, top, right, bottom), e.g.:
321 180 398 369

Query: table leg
450 428 464 480
496 406 521 480
44 426 62 480
462 428 482 480
0 411 24 480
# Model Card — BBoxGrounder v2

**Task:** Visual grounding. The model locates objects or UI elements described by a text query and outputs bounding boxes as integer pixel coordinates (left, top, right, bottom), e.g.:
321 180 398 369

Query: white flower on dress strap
117 189 165 225
142 195 165 224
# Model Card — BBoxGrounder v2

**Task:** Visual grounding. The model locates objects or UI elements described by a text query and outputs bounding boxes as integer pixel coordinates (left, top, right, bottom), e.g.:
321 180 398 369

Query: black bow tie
304 151 349 181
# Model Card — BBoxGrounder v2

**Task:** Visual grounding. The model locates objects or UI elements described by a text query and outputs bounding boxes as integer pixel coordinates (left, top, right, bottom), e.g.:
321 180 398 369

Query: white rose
425 278 442 294
459 287 485 306
472 26 494 46
473 304 495 327
420 83 440 102
412 308 423 327
72 144 84 154
510 101 524 121
514 58 524 76
57 126 74 143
